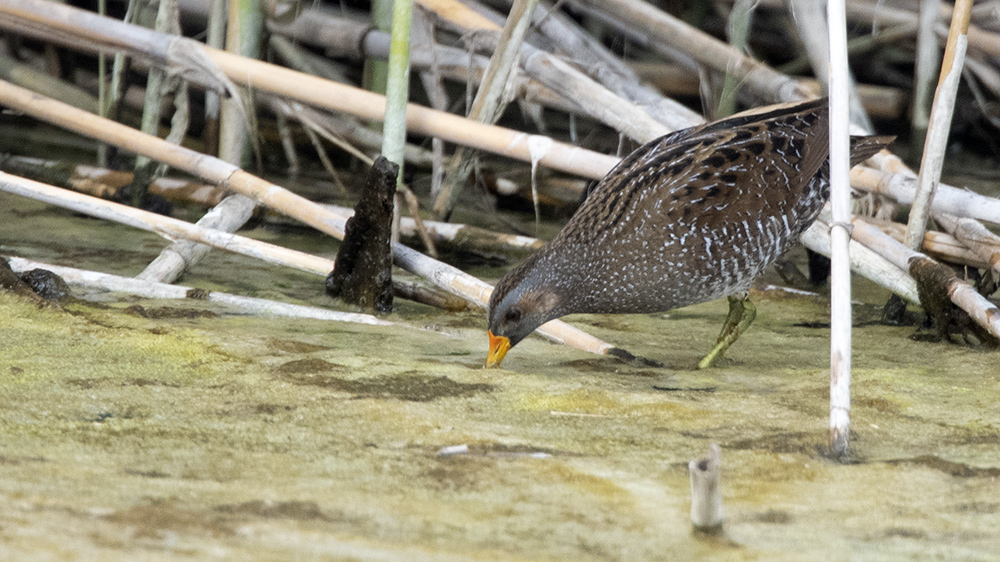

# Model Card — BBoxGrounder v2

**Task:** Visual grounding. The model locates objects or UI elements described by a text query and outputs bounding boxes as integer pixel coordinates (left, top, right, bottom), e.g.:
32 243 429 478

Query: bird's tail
848 135 895 166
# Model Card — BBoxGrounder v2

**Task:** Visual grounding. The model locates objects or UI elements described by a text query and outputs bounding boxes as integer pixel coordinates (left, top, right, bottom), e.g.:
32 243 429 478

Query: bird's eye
504 308 523 324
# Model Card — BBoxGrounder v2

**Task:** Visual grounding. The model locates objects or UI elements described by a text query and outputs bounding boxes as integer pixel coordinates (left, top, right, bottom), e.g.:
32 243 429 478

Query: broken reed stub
326 156 397 315
908 255 1000 347
689 443 723 535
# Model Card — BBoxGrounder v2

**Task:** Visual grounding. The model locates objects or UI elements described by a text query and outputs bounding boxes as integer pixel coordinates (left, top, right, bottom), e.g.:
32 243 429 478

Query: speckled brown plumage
487 99 892 366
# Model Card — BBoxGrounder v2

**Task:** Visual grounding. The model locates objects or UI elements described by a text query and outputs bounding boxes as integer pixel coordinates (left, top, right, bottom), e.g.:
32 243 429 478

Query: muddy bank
1 191 999 560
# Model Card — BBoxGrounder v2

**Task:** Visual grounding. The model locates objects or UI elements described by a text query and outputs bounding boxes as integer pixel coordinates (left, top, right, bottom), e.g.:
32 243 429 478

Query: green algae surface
2 191 1000 561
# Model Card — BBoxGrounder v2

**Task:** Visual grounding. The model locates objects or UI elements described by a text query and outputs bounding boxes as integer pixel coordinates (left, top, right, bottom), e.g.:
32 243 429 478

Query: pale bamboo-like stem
789 0 873 133
0 171 333 276
432 0 539 218
912 0 941 155
416 0 671 143
0 78 616 357
7 257 391 327
827 0 853 458
852 219 1000 339
132 0 179 201
514 0 702 130
845 0 1000 58
849 167 1000 225
137 195 257 283
412 8 448 200
904 0 973 250
570 0 812 103
0 0 619 178
218 0 248 166
96 0 108 167
933 214 1000 275
382 0 414 176
871 219 991 270
802 219 920 305
689 444 723 534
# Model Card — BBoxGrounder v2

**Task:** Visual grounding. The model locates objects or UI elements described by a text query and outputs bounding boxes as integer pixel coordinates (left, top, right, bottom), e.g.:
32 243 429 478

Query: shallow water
1 191 999 560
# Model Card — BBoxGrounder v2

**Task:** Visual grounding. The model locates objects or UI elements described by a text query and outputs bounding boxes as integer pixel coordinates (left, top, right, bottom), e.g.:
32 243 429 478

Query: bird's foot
697 294 756 369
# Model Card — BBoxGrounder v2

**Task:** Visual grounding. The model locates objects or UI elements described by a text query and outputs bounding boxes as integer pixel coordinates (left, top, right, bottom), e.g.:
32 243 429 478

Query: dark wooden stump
326 157 396 315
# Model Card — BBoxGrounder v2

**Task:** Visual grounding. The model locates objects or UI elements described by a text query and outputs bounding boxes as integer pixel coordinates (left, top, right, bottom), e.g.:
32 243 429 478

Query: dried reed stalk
871 219 991 270
571 0 812 103
904 0 974 250
7 256 391 326
803 218 920 305
0 78 619 357
852 219 1000 339
432 0 539 218
689 444 723 534
850 167 1000 225
912 0 941 152
0 0 619 179
827 0 854 457
416 0 672 143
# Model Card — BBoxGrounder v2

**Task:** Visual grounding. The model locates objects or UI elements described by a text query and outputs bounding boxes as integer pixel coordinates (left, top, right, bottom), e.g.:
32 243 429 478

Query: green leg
697 293 757 369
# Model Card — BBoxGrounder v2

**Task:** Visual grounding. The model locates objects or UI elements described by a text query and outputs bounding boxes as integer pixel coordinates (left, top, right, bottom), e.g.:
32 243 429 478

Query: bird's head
486 269 563 368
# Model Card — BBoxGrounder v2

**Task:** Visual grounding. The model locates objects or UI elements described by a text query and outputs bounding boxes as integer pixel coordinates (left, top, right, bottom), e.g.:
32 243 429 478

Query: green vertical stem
718 0 754 117
368 0 393 95
203 0 227 157
382 0 413 244
219 0 264 167
382 0 413 175
96 0 108 168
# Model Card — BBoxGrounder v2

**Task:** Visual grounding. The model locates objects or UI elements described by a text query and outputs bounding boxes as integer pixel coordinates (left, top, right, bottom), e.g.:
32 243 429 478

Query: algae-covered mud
1 191 999 560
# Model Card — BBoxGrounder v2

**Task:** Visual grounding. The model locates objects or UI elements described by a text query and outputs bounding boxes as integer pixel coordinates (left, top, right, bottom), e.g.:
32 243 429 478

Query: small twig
398 186 439 257
274 111 301 177
300 117 349 194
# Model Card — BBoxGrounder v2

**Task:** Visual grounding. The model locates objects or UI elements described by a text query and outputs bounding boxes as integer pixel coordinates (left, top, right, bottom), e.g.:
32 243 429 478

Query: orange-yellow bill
486 330 511 368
